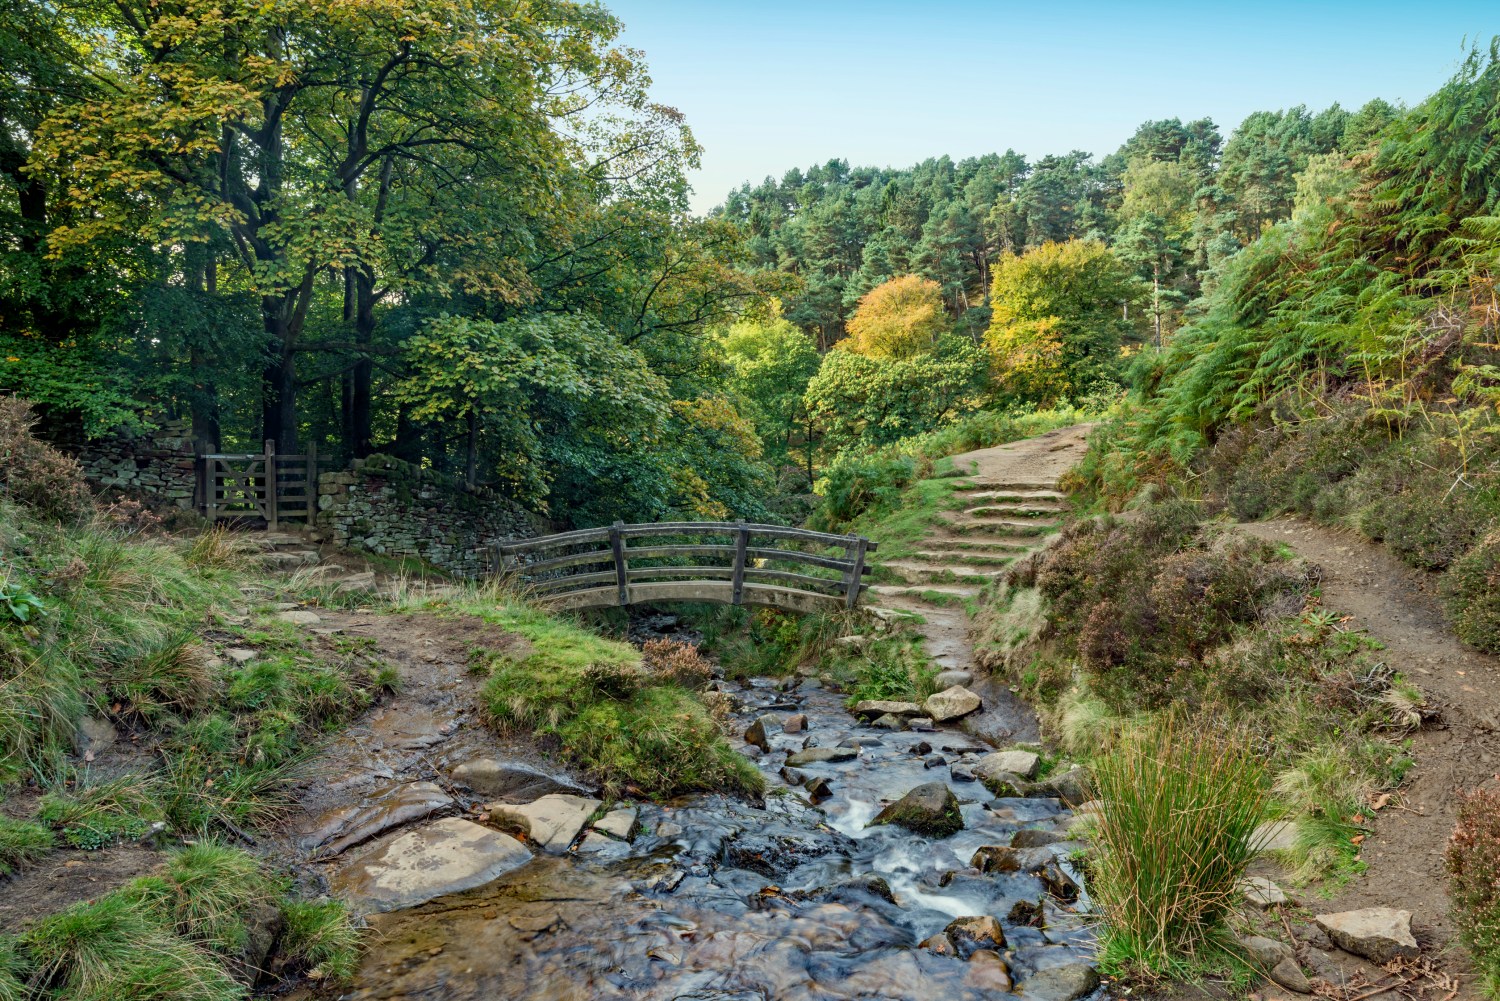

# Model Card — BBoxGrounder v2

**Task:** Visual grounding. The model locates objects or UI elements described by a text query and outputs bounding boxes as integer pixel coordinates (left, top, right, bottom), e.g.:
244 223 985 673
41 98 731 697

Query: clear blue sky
611 1 1494 214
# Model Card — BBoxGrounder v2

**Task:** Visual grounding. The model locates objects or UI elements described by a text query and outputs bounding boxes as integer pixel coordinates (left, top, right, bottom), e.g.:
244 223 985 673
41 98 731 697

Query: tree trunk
189 255 221 454
464 411 478 488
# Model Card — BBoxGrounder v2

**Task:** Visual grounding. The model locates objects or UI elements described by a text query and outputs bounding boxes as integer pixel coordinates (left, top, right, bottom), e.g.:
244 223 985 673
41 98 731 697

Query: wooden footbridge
494 522 877 613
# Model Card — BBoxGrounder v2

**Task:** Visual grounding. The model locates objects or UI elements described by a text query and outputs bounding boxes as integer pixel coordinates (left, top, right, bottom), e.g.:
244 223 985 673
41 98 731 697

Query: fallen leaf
1371 793 1392 810
1351 834 1366 846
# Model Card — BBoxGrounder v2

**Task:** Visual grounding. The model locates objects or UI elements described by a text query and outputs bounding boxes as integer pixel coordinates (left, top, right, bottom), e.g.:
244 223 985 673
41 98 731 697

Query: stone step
961 504 1061 521
942 516 1055 537
950 484 1067 501
261 549 321 569
921 531 1040 551
910 550 1015 567
881 561 1000 586
956 494 1067 511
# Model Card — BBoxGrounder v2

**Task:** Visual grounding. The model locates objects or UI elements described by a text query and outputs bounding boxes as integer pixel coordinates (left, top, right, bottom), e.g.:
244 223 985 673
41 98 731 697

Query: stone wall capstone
317 454 539 577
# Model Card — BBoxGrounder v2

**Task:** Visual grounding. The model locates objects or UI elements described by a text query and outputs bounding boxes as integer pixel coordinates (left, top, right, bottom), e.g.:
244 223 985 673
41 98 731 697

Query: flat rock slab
225 647 258 664
976 749 1040 781
786 746 859 766
851 700 923 719
1021 963 1101 1001
1240 875 1288 908
333 818 531 914
593 806 638 841
301 780 453 856
923 685 982 723
1314 907 1419 963
488 794 601 854
450 758 591 801
1251 819 1298 853
276 609 322 625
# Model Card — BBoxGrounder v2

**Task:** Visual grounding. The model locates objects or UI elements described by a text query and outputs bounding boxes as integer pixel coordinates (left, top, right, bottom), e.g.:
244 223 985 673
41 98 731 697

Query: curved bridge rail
494 522 877 613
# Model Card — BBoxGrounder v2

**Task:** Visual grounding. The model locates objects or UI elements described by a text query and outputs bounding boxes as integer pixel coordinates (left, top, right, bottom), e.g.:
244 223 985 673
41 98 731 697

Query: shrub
640 638 713 689
1092 720 1269 975
812 455 916 529
0 398 92 524
124 842 278 955
37 776 164 850
1448 789 1500 997
0 815 54 875
1448 530 1500 653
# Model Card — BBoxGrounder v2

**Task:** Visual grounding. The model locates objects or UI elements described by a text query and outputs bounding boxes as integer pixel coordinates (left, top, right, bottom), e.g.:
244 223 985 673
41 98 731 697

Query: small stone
276 609 322 625
1021 963 1100 1001
970 845 1020 873
922 685 982 723
1241 875 1288 909
1313 907 1419 963
919 932 956 956
780 766 807 786
963 950 1012 991
907 717 937 731
593 806 638 841
783 713 808 733
786 746 858 766
942 915 1005 959
923 754 945 769
870 782 963 838
1007 898 1042 926
744 718 771 752
73 716 117 756
870 713 905 730
1239 934 1294 970
805 777 832 802
933 669 974 689
1251 819 1298 853
1270 956 1313 994
225 647 258 664
1011 828 1065 849
975 749 1040 781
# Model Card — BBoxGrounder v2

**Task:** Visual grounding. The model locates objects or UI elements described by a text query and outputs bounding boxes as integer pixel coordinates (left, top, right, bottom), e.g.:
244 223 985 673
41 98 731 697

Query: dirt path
866 424 1091 744
1239 516 1500 963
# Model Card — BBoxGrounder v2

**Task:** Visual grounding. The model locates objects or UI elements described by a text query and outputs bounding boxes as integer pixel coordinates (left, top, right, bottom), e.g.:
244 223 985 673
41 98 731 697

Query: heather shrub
1447 789 1500 996
1448 531 1500 654
0 398 91 523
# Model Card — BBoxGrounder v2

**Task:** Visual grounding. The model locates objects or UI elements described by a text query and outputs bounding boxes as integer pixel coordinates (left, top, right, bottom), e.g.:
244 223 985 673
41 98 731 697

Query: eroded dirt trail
867 424 1091 744
1239 517 1500 958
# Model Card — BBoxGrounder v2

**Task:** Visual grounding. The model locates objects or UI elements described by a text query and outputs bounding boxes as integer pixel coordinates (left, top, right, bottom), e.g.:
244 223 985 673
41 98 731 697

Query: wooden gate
199 441 322 529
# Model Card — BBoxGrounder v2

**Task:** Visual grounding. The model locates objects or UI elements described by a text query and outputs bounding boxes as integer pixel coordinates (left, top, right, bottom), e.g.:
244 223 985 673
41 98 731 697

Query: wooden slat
523 565 857 595
513 548 616 574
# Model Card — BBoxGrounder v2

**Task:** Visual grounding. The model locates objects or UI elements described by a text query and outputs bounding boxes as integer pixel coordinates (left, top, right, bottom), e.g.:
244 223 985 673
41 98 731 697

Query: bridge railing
494 521 878 609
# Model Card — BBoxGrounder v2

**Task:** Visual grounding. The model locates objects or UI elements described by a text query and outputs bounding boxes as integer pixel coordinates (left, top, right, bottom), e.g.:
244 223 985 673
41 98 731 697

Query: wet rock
851 699 922 719
488 794 602 854
332 818 532 914
1040 862 1080 902
978 770 1025 798
912 741 933 755
307 781 454 857
805 777 832 802
636 866 686 894
970 845 1020 873
907 717 937 731
593 806 638 841
919 932 957 956
786 746 857 766
950 763 976 782
1021 962 1100 1001
923 754 945 769
942 915 1006 958
276 609 322 625
1251 819 1298 853
1313 907 1419 963
744 716 772 752
870 782 964 838
976 749 1040 781
573 831 627 857
1011 828 1065 849
1241 875 1288 908
1013 846 1055 874
933 669 973 689
1007 898 1043 926
230 900 284 986
1271 956 1314 994
449 758 590 801
723 825 857 877
870 713 905 730
779 766 806 785
783 713 808 733
1028 764 1092 806
923 685 982 722
790 873 896 906
964 950 1013 991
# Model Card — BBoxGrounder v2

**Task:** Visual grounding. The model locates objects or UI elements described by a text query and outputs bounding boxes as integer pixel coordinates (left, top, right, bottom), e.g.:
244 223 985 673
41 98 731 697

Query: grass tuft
0 815 54 875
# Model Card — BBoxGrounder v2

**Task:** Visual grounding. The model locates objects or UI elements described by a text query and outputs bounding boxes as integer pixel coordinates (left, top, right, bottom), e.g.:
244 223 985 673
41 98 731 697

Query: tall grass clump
0 816 54 875
1092 720 1269 976
1447 789 1500 997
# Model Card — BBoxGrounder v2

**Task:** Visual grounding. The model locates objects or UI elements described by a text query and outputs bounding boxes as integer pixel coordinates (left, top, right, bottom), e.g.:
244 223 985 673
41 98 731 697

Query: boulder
1011 828 1065 849
783 713 808 734
942 915 1006 959
744 717 772 752
933 669 974 689
1270 956 1313 994
786 746 858 766
975 749 1040 781
1029 764 1091 806
919 932 956 956
950 763 976 783
592 806 638 841
851 699 922 720
963 950 1012 992
1021 963 1101 1001
922 685 982 723
487 794 602 854
870 713 905 730
869 782 964 838
1313 907 1419 963
970 845 1020 873
450 758 591 801
332 818 532 913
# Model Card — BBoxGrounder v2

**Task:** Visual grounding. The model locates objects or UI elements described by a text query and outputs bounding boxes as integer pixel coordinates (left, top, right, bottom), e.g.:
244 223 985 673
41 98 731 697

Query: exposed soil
1238 516 1500 983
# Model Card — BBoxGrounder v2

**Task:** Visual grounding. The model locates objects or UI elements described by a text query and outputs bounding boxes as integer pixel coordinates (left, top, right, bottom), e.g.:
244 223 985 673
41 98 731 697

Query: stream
328 670 1100 1001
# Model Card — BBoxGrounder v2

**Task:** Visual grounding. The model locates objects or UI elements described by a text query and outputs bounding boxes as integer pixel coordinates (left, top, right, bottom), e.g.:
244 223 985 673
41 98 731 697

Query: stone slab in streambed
449 757 592 801
487 794 602 854
922 685 982 722
851 699 923 719
332 817 532 914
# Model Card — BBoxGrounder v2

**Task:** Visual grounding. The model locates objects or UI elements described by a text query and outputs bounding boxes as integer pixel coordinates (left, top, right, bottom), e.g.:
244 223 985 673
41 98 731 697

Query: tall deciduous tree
843 274 949 360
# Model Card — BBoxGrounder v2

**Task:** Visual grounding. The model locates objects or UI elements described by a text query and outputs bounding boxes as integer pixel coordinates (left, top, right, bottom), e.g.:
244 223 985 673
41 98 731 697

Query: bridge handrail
493 521 877 609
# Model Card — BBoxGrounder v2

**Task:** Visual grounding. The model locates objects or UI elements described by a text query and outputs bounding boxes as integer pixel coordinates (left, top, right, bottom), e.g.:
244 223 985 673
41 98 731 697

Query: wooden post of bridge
610 521 629 606
845 533 868 609
263 439 279 531
731 521 749 605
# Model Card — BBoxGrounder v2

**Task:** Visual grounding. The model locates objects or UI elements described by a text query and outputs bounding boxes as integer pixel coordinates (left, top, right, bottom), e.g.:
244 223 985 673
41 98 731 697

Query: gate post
610 521 629 606
264 439 279 531
305 441 318 525
845 535 868 609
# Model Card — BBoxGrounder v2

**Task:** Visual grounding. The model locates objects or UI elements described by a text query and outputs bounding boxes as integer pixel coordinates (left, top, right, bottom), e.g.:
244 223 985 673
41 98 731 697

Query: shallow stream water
329 675 1097 1001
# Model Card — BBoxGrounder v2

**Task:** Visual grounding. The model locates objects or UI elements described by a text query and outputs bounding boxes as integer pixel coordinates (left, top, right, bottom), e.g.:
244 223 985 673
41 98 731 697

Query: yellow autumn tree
843 274 948 359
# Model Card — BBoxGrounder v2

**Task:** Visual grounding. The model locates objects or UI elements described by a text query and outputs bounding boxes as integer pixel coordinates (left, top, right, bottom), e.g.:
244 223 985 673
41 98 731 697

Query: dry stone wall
67 418 199 509
317 454 540 577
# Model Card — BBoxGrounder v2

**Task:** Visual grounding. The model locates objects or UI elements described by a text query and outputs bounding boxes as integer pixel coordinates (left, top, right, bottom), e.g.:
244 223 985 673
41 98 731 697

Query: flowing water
329 677 1098 1001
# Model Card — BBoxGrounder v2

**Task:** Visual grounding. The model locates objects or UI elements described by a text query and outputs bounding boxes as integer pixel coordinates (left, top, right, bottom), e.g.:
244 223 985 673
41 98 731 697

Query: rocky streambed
319 674 1102 1001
